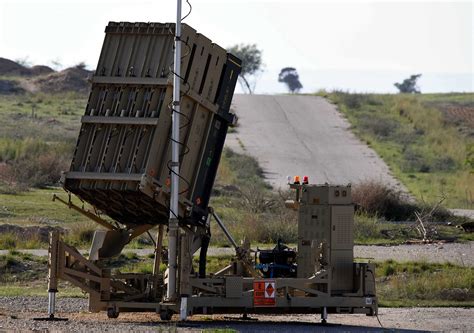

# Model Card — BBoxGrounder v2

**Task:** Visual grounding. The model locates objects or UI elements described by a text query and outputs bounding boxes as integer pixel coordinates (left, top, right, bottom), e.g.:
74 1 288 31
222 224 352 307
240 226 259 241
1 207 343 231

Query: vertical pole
167 0 182 302
48 231 59 318
153 225 164 276
152 225 164 299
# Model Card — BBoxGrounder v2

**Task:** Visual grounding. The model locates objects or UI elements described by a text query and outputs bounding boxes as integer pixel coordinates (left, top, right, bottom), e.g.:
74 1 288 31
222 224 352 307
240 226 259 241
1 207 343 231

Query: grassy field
0 91 86 193
1 251 472 307
1 90 473 250
0 152 472 250
318 92 474 209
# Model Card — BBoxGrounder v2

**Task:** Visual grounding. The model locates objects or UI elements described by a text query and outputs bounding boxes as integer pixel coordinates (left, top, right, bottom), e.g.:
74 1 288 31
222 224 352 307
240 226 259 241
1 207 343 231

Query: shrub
352 180 416 220
223 148 267 188
239 183 277 213
432 156 457 171
0 234 17 249
384 265 396 276
359 115 399 139
7 151 69 188
354 213 380 240
64 222 97 247
401 148 431 172
259 211 298 243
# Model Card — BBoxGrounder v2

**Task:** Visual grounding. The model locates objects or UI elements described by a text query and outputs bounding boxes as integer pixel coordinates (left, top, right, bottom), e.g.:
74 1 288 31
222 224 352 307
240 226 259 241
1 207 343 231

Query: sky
0 0 472 93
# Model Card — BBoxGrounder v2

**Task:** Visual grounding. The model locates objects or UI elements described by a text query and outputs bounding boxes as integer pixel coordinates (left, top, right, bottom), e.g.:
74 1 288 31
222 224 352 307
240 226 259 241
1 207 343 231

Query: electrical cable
366 269 383 328
169 2 193 193
166 0 193 219
376 313 384 329
181 0 192 21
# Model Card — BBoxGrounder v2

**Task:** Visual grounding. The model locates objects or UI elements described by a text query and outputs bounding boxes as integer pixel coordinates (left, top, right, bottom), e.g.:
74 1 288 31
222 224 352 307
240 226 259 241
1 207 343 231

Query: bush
223 149 267 188
64 222 97 247
259 211 298 243
0 234 17 249
433 156 457 171
384 264 396 276
354 213 380 240
359 114 399 139
6 151 69 188
352 180 416 220
402 148 431 172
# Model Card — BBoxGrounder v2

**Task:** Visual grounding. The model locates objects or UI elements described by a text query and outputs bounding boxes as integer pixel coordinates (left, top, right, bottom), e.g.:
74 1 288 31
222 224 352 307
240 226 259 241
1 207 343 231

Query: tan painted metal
48 184 377 318
62 22 240 228
46 20 377 321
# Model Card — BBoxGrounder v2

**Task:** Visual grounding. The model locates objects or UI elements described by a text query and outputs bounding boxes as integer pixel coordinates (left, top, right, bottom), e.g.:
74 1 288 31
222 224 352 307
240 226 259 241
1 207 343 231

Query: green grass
1 251 472 307
376 260 474 306
0 91 85 191
0 284 85 297
1 90 472 250
0 188 91 225
0 251 233 297
320 91 474 208
0 91 85 146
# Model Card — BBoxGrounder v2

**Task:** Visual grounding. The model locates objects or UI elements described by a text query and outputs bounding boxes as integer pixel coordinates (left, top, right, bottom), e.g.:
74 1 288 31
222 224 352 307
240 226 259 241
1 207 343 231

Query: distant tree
278 67 303 93
227 44 263 94
75 61 87 70
394 74 422 94
49 58 63 70
15 57 31 67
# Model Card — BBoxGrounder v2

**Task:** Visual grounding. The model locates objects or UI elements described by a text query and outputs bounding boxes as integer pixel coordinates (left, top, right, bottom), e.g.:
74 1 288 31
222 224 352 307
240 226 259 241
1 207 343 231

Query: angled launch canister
62 22 241 227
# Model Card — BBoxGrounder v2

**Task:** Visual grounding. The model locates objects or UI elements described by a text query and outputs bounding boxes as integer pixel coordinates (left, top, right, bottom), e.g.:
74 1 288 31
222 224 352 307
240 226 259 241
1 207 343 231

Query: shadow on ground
168 319 426 333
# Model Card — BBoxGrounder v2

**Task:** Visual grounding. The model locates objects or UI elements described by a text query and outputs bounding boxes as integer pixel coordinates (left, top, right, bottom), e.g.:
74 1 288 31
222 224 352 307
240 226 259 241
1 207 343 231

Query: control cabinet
297 184 354 292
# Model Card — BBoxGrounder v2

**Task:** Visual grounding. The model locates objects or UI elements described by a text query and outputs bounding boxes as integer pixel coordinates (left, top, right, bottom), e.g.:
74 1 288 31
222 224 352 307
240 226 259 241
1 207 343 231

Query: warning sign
254 280 276 306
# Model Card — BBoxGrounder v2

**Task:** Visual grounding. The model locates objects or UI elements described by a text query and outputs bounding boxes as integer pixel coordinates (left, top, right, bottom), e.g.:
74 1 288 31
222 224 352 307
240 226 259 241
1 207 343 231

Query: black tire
160 310 173 321
107 307 119 319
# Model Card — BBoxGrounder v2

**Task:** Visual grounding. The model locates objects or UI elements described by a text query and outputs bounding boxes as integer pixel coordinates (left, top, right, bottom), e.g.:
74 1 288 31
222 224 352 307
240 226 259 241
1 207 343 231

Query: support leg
321 306 328 324
47 291 56 319
34 231 67 321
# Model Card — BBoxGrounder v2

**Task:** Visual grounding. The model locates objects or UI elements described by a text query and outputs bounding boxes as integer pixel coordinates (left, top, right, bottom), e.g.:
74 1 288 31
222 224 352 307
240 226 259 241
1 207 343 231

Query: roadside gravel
2 241 472 266
0 297 473 332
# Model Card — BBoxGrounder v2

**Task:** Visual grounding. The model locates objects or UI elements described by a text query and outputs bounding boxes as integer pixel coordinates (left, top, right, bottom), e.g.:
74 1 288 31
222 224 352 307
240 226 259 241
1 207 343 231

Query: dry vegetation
0 59 472 249
320 91 474 209
1 250 472 307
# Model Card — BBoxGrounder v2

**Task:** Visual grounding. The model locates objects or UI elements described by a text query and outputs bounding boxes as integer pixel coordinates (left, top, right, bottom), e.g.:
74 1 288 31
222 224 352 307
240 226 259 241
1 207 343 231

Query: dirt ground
0 297 472 332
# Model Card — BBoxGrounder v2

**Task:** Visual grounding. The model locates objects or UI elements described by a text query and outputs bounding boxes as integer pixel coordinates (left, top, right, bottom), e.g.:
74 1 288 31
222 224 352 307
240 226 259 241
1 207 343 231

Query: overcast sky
1 0 472 93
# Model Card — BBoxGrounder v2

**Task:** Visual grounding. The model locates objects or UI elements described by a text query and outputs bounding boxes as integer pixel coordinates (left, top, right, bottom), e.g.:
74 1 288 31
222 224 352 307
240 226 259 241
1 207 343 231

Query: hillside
320 92 473 208
0 57 91 94
0 58 472 248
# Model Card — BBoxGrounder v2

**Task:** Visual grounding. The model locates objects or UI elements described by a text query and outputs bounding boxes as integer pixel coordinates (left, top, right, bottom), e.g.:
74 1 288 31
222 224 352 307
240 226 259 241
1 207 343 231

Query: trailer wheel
160 310 173 321
107 307 119 319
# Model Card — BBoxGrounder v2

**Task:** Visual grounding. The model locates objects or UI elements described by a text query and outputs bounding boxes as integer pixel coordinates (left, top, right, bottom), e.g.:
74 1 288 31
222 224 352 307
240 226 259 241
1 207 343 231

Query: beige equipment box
297 185 354 292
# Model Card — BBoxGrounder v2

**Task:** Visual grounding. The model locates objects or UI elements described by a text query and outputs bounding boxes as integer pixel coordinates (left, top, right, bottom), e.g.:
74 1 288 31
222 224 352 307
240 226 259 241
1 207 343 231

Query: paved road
226 94 405 191
2 241 472 266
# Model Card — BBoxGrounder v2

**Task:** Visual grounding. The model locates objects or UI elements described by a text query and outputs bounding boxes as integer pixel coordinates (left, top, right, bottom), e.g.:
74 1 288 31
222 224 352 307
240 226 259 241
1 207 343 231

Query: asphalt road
225 94 405 191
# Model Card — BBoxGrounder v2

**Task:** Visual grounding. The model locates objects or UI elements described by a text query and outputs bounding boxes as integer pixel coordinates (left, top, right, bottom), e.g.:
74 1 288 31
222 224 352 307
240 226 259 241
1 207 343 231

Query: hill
0 57 91 94
319 91 473 208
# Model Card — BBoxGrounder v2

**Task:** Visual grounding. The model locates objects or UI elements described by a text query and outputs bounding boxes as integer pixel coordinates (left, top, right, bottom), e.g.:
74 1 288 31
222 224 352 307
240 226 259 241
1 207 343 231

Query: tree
227 44 263 94
278 67 303 93
394 74 422 93
15 57 32 67
49 58 63 70
75 61 87 70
